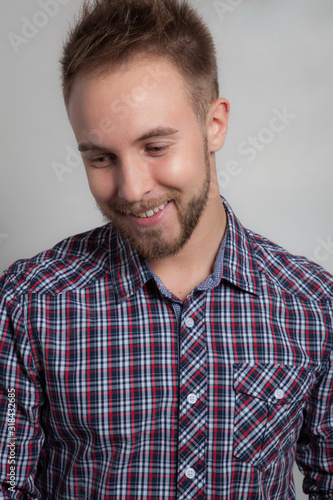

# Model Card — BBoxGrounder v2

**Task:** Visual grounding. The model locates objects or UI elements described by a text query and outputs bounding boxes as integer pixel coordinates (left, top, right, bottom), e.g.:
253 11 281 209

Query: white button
187 393 198 405
185 318 194 328
274 389 284 399
185 468 196 479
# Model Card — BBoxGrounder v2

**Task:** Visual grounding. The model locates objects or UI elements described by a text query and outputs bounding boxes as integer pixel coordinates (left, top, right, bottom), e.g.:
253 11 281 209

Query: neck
148 196 227 301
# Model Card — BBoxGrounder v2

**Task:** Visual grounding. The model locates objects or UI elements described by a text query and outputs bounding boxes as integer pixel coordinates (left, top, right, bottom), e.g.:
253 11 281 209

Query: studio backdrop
1 1 333 497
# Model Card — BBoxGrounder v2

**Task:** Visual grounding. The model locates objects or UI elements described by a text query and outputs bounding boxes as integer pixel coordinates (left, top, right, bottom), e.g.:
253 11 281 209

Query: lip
128 201 172 227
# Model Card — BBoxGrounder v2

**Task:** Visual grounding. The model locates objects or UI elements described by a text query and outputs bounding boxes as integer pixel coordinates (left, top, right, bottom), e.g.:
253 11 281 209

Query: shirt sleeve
0 270 45 499
296 303 333 500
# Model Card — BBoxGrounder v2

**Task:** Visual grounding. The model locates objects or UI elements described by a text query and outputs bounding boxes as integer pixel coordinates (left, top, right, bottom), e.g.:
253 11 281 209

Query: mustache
109 192 178 215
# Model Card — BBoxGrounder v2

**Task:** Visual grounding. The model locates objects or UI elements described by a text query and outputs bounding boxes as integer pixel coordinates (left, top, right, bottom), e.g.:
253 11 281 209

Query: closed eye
89 154 116 167
145 145 170 156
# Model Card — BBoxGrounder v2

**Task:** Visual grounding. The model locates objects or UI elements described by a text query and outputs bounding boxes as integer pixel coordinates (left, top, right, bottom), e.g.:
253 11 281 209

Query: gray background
1 1 333 497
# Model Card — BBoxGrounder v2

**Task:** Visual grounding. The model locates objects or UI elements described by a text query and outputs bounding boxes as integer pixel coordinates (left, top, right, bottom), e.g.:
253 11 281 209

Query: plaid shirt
1 198 332 499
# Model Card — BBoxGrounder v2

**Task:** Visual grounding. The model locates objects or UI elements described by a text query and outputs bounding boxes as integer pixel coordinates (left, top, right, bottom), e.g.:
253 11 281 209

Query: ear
206 98 230 153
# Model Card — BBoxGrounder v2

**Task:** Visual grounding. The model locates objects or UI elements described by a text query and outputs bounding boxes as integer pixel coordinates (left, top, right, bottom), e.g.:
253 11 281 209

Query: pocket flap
233 363 312 404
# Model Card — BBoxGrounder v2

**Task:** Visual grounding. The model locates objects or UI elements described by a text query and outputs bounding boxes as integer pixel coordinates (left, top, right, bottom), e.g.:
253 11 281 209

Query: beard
99 138 211 260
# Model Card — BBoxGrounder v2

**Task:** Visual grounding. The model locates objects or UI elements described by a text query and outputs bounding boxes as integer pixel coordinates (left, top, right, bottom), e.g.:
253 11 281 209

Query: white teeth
135 202 168 218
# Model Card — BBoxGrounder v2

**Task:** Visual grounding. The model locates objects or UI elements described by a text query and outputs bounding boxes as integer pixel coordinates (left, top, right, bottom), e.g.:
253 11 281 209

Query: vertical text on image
7 388 17 493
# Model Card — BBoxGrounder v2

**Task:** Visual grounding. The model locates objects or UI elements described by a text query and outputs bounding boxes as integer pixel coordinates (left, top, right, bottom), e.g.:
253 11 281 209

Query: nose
117 155 154 203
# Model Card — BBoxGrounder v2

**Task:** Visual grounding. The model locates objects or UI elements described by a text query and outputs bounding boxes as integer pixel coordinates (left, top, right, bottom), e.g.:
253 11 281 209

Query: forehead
67 57 198 144
68 56 190 116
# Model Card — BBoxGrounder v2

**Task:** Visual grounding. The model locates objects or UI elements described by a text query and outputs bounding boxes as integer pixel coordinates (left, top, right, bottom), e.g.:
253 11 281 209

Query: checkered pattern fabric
0 198 332 499
177 297 207 499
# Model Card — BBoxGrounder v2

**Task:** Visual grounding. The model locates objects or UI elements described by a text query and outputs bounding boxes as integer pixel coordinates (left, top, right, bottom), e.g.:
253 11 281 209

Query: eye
145 145 170 156
89 154 116 168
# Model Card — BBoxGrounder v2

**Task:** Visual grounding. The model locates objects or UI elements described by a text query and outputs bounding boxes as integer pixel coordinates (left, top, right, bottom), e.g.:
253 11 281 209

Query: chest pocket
233 363 313 471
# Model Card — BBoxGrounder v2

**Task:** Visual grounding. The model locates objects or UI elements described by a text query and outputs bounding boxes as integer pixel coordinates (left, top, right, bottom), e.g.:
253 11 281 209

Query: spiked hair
60 0 219 123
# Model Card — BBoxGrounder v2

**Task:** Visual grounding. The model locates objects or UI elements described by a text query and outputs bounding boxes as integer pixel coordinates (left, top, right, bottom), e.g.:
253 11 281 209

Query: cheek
169 147 206 187
85 169 117 203
157 146 205 187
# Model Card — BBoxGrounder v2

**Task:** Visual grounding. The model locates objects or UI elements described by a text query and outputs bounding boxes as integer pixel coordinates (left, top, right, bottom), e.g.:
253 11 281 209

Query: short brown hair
60 0 219 123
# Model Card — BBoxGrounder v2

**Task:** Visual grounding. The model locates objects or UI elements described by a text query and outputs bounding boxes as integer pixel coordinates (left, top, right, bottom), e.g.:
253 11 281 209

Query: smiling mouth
132 201 169 219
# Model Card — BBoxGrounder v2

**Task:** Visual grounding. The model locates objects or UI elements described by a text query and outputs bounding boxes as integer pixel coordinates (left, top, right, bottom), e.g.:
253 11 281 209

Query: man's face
68 57 216 260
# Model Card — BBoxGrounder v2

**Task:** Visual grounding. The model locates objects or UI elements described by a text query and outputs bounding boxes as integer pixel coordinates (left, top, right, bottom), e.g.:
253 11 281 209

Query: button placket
177 298 207 499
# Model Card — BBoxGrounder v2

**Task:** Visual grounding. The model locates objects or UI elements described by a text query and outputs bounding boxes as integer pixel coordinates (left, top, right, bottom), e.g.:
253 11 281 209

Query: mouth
131 201 169 219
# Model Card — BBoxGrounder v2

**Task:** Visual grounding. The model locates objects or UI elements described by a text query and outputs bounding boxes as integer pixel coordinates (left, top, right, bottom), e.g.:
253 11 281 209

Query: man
0 0 332 498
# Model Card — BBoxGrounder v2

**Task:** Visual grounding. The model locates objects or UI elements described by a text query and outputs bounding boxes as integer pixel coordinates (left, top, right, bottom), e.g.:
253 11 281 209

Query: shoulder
0 224 112 298
247 229 333 302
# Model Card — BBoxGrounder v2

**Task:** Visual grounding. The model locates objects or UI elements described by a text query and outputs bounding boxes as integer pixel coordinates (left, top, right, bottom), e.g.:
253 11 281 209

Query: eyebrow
78 127 179 153
136 127 179 142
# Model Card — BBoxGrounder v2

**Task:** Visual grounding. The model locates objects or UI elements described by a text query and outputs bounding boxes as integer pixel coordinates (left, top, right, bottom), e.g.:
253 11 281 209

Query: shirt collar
221 197 260 296
109 197 260 301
